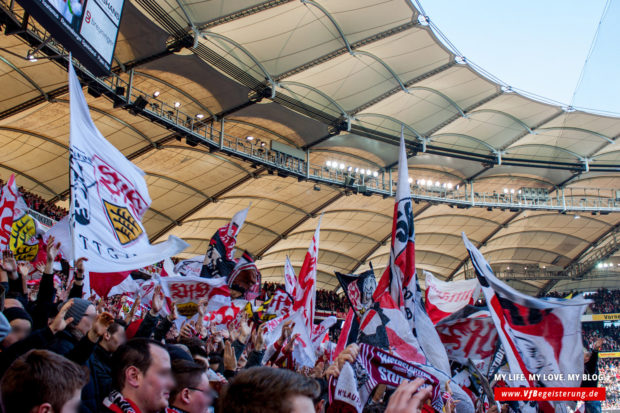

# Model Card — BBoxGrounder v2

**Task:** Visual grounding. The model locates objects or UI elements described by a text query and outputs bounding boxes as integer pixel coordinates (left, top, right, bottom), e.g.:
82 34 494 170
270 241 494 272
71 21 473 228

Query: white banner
68 62 188 271
425 271 481 324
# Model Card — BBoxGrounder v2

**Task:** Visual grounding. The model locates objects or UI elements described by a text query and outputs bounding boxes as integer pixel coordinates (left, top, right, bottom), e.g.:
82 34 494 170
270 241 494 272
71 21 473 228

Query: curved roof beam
407 166 464 182
278 81 349 120
504 144 583 160
468 109 534 134
510 212 612 228
160 144 250 175
309 149 384 170
149 207 177 224
0 56 47 99
414 213 501 226
371 249 461 263
473 174 555 187
218 195 309 215
536 127 615 144
320 209 392 221
0 126 69 149
261 246 360 263
414 232 482 244
480 246 571 261
298 3 463 120
591 148 620 160
0 163 59 197
200 31 275 88
226 118 300 147
354 113 423 141
133 71 215 118
180 217 281 237
430 133 497 153
55 99 154 147
144 172 211 199
300 0 353 53
485 230 591 246
407 86 466 118
288 227 378 243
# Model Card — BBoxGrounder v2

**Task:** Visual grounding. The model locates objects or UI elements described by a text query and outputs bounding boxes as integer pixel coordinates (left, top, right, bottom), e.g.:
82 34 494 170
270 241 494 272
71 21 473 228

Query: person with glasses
167 359 215 413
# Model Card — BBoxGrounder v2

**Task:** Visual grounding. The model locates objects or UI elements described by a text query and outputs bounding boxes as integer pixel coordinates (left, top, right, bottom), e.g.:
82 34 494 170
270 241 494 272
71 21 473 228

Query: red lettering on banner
94 158 147 218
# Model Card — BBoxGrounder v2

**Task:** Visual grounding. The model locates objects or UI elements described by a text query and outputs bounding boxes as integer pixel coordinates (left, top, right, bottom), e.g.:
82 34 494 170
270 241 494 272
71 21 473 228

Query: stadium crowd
583 324 620 351
261 282 349 313
0 178 69 221
600 358 620 410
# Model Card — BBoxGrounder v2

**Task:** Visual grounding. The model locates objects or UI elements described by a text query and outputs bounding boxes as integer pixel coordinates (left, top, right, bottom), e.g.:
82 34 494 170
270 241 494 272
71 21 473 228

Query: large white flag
462 233 590 413
68 62 188 271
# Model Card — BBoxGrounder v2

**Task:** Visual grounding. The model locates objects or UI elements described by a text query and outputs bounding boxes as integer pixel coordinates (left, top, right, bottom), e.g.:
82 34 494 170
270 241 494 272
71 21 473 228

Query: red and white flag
462 233 590 413
369 130 450 373
284 256 298 300
425 271 481 324
0 174 19 249
293 217 321 333
68 62 188 272
435 306 498 373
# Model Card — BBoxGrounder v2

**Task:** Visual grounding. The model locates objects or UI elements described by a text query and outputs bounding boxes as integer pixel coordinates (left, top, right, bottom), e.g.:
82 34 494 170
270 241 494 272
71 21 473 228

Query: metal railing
2 2 620 213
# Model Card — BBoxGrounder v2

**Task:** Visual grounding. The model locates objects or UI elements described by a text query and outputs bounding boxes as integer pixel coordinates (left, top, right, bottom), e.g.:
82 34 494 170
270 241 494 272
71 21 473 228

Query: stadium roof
0 0 618 294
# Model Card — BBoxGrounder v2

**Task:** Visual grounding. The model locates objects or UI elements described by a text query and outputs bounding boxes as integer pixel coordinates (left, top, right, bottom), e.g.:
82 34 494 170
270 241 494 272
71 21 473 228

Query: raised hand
46 236 61 262
49 300 75 334
2 250 17 274
385 378 432 413
167 302 179 322
252 324 266 351
335 343 359 370
223 340 237 371
238 313 252 343
277 320 294 346
17 261 32 279
87 312 114 342
75 257 87 278
45 236 61 274
149 285 164 316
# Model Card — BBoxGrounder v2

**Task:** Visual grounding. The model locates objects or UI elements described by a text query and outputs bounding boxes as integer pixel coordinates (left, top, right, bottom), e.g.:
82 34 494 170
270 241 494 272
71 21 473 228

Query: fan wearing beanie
1 307 32 349
47 296 115 364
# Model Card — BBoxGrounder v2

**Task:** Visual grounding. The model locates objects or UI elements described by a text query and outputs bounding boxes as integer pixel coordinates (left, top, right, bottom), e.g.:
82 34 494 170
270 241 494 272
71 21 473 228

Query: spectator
0 349 89 413
169 359 214 413
81 320 128 413
1 306 32 349
105 338 174 413
219 366 320 413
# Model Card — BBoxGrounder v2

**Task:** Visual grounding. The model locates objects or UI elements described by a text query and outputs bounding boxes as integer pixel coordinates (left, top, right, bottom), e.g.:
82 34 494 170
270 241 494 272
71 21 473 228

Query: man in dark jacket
81 320 127 413
582 337 604 413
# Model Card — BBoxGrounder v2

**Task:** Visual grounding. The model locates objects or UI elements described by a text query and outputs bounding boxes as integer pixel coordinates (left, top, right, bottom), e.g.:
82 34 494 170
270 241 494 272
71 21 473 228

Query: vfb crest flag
68 62 188 271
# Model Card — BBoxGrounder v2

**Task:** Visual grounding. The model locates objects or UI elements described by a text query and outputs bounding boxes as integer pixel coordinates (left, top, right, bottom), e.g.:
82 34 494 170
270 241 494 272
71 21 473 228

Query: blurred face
288 395 315 413
2 319 31 348
75 305 96 335
185 373 213 413
102 326 126 353
59 388 82 413
138 345 174 412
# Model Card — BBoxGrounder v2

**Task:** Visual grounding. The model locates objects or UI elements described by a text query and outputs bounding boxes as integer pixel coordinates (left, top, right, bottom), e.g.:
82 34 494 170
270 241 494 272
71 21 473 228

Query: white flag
68 62 188 272
462 233 589 413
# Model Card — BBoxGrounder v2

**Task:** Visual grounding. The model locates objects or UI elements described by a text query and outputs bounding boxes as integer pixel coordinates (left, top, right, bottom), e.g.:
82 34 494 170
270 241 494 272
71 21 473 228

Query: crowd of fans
541 288 620 314
261 282 349 313
600 358 620 410
0 178 68 221
583 323 620 352
0 238 452 413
